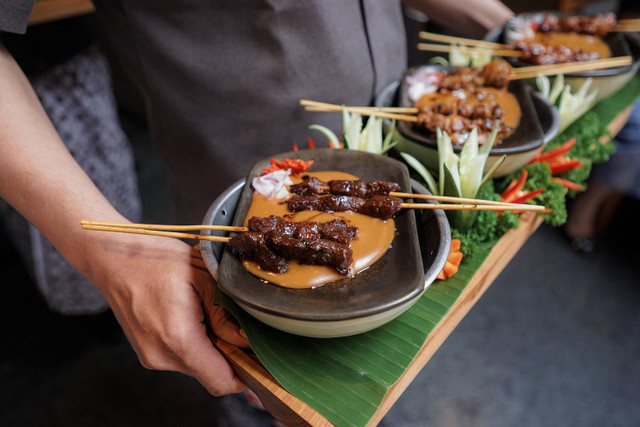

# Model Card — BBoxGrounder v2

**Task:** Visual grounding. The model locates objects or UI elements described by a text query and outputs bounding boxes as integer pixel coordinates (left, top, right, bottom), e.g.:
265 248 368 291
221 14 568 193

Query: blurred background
1 1 638 426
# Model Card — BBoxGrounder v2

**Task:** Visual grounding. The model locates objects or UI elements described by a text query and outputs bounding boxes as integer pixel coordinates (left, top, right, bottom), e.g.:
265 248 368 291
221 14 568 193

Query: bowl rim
200 151 451 322
395 64 550 155
375 79 560 153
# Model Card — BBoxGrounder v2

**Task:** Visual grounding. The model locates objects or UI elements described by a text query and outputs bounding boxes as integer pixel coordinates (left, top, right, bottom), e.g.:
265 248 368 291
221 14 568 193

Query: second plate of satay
395 60 555 177
200 149 450 338
505 12 630 68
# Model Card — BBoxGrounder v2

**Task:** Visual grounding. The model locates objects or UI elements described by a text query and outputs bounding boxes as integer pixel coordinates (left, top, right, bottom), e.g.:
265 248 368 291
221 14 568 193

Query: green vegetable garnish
449 43 493 68
403 127 504 232
536 74 599 133
309 109 398 154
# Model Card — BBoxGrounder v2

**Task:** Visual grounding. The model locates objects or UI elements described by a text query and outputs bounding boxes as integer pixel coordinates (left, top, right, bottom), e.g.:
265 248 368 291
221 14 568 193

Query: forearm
402 0 513 39
0 40 128 277
0 40 250 395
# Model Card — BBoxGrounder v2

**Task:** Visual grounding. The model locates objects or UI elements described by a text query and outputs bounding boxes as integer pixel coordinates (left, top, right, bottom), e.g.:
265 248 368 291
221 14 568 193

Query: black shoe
567 233 596 254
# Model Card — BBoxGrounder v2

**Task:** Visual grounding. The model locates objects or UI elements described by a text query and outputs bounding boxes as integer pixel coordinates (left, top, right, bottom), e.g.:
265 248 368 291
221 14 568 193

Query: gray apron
92 0 408 224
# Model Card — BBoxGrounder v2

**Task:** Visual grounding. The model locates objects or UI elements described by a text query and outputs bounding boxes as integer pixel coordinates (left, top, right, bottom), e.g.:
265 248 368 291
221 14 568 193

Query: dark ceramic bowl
397 64 545 156
376 72 560 177
487 11 640 100
199 149 450 338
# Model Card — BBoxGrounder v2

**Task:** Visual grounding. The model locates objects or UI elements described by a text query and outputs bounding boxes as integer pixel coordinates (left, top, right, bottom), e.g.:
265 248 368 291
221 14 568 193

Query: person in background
0 0 513 406
564 0 640 253
564 95 640 252
0 16 143 318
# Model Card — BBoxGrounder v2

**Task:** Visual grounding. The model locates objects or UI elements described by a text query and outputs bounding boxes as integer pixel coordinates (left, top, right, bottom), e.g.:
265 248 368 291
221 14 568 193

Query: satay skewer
510 55 633 79
81 223 233 242
288 177 545 210
303 56 631 119
613 19 640 32
300 100 418 122
400 203 547 212
304 106 418 122
417 43 523 57
300 99 418 114
418 31 510 49
612 26 640 32
389 192 547 210
617 18 640 25
80 219 246 232
82 194 547 239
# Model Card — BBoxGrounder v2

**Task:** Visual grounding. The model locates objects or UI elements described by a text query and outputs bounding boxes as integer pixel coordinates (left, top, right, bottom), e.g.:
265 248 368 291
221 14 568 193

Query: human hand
0 39 245 396
403 0 513 39
84 232 250 396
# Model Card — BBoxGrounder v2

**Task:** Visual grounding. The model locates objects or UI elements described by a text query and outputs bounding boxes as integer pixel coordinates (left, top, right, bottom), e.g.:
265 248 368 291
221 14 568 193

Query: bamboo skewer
80 220 247 232
418 31 509 49
510 56 633 79
81 224 232 242
613 19 640 32
300 99 417 114
389 192 546 210
612 26 640 32
304 106 418 122
618 19 640 25
416 43 523 57
400 203 546 212
300 100 418 122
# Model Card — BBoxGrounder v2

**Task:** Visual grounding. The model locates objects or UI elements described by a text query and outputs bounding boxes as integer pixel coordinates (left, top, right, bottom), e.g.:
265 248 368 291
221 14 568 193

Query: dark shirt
0 0 34 34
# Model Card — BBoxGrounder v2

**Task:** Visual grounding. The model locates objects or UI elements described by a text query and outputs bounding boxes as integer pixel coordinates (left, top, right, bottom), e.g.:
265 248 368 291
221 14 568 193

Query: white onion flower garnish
252 170 293 199
405 68 442 102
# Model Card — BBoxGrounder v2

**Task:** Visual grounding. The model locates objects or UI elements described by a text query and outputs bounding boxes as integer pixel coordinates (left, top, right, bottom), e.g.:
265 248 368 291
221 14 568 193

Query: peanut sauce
241 171 396 289
415 87 521 130
529 32 611 58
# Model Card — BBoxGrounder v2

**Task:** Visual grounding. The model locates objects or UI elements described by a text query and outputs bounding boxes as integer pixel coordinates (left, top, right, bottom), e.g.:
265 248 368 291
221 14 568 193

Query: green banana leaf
590 73 640 125
216 73 640 427
217 244 493 427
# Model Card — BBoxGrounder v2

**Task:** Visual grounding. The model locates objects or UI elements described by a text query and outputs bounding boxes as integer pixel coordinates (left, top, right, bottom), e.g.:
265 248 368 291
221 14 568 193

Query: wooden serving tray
211 108 632 426
29 0 94 26
214 211 543 426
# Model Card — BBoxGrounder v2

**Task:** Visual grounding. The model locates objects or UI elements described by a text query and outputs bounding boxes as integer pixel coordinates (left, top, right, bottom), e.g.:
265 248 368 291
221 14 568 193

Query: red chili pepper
501 169 528 202
292 143 299 152
501 178 519 199
529 138 576 164
551 177 585 191
262 158 314 175
500 169 545 205
548 158 583 174
509 187 545 204
307 137 316 150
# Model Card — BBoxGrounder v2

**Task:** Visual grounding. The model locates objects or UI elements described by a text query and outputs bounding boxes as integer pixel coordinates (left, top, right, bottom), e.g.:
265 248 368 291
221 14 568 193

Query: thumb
181 322 248 396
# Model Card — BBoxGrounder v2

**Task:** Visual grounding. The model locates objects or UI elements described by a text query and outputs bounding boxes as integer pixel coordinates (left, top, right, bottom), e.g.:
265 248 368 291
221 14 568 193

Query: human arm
0 39 249 395
402 0 514 39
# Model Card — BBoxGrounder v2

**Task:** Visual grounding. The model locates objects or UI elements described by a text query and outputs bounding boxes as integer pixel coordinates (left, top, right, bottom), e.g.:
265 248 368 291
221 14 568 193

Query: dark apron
92 0 408 224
